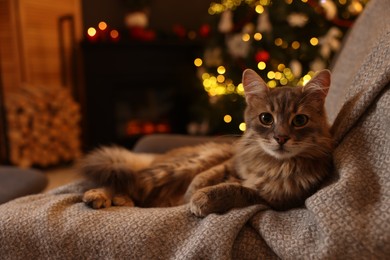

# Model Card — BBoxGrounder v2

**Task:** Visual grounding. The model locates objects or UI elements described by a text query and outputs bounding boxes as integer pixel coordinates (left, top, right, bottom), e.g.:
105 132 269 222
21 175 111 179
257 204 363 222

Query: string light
98 21 107 31
242 33 251 42
239 122 246 132
257 61 266 70
217 66 226 74
224 115 232 123
194 58 203 67
310 37 319 46
255 5 264 14
254 32 262 41
87 27 97 37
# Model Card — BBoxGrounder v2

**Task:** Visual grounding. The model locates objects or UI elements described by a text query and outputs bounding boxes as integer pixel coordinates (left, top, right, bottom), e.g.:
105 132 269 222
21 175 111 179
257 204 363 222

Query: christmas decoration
193 0 369 135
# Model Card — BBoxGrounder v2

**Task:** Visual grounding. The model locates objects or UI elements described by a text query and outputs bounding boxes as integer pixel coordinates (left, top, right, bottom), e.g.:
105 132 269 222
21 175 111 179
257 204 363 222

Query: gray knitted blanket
0 0 389 258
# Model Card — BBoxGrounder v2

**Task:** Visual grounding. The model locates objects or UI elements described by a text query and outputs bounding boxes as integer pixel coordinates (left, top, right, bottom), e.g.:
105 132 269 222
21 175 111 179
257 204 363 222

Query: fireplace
81 40 203 151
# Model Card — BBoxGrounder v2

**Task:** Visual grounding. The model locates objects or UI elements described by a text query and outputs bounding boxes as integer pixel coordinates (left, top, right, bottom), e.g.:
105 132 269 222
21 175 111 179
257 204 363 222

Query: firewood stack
5 85 82 168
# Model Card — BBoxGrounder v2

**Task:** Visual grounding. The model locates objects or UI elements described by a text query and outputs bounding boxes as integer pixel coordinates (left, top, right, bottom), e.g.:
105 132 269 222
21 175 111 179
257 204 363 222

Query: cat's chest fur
234 140 329 209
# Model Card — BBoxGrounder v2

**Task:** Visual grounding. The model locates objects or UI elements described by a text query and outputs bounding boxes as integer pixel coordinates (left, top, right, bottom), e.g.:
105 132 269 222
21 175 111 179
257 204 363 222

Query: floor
44 165 82 192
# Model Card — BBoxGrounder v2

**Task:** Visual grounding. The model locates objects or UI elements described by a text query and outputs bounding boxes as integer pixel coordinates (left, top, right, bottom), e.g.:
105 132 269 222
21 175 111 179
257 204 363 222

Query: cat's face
242 69 332 160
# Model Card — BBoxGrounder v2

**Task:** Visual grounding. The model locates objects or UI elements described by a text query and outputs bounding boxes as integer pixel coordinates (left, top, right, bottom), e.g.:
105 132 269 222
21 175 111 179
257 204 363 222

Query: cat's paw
189 189 217 217
83 189 112 209
112 194 135 207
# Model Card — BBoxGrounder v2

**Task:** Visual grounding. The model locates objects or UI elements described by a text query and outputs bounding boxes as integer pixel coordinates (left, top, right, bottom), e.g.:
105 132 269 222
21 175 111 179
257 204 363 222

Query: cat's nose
274 135 290 145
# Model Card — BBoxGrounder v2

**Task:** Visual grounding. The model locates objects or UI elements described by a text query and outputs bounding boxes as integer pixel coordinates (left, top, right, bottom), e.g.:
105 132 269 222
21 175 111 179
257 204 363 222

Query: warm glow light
310 37 319 46
217 66 226 74
267 71 275 79
268 80 277 88
280 78 288 85
224 115 232 123
303 74 312 85
277 64 285 71
110 30 119 39
257 61 266 70
217 75 225 83
194 58 203 67
242 33 250 42
239 122 246 132
274 72 282 80
98 21 108 30
87 27 97 37
236 83 244 94
255 5 264 14
291 41 300 49
254 32 262 41
274 38 283 46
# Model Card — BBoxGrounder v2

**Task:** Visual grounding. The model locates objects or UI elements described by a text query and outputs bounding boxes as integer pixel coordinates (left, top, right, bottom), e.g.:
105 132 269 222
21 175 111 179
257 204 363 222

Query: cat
80 68 333 217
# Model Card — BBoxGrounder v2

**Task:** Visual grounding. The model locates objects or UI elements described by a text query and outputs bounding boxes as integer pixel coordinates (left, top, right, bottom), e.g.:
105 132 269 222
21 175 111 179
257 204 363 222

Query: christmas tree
192 0 368 135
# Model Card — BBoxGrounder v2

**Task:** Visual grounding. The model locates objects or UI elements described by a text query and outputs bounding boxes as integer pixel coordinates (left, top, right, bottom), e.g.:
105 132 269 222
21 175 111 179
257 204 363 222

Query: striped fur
81 69 333 217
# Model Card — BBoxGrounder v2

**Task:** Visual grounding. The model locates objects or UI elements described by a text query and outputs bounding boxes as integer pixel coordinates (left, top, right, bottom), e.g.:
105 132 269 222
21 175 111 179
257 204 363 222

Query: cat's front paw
83 188 112 209
189 190 211 217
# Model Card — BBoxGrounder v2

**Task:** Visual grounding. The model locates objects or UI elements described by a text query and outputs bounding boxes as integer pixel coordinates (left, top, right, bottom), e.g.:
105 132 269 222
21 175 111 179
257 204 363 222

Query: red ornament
199 24 211 38
130 27 156 41
255 50 270 63
173 24 187 38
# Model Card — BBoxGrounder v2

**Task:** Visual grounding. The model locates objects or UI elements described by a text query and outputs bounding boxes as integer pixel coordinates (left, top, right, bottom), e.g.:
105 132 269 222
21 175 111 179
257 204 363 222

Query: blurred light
257 61 266 70
280 78 288 85
268 80 277 88
277 64 285 71
202 73 210 80
255 5 264 14
254 32 262 41
227 83 235 93
236 83 244 94
87 27 97 37
188 31 197 40
110 30 119 39
274 72 282 80
194 58 203 67
217 75 225 83
217 66 226 74
310 37 319 46
224 115 232 123
303 74 312 85
260 0 271 5
98 21 107 30
242 33 250 42
339 0 347 4
291 41 300 49
239 122 246 132
274 38 283 46
267 71 275 79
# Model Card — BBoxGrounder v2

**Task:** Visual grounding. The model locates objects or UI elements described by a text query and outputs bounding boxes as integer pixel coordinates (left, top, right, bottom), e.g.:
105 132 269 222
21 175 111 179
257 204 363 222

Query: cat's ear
242 69 269 102
302 69 331 98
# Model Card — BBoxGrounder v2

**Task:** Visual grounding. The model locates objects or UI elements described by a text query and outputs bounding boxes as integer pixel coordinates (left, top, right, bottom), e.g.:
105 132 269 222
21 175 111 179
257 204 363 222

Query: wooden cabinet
0 0 83 93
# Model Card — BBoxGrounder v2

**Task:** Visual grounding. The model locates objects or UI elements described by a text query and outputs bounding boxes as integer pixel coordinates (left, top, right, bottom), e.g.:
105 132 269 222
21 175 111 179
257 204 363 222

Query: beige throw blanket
0 0 389 258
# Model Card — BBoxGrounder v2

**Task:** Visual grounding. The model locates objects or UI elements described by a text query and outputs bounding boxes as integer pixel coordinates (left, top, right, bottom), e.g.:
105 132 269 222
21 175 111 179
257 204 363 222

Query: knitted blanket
0 0 389 258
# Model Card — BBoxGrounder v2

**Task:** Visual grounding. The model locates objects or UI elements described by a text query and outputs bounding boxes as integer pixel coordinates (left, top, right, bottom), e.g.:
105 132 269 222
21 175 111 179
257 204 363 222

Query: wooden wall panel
0 0 22 93
0 0 82 93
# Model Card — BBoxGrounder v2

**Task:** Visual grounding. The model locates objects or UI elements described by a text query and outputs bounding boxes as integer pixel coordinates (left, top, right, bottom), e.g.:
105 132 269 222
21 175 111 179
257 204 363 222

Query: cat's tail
79 146 157 192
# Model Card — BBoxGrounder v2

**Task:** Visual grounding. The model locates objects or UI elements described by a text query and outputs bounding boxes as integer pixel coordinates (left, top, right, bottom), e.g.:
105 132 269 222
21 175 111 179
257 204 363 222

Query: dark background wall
81 0 212 32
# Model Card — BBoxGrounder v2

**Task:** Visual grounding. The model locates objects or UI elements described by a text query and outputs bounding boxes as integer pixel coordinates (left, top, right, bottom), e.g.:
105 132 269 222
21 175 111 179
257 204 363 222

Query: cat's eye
259 113 274 125
292 114 309 127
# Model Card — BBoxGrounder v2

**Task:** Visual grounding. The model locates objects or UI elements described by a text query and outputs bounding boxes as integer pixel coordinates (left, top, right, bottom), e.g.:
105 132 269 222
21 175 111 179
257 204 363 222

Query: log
4 85 82 168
